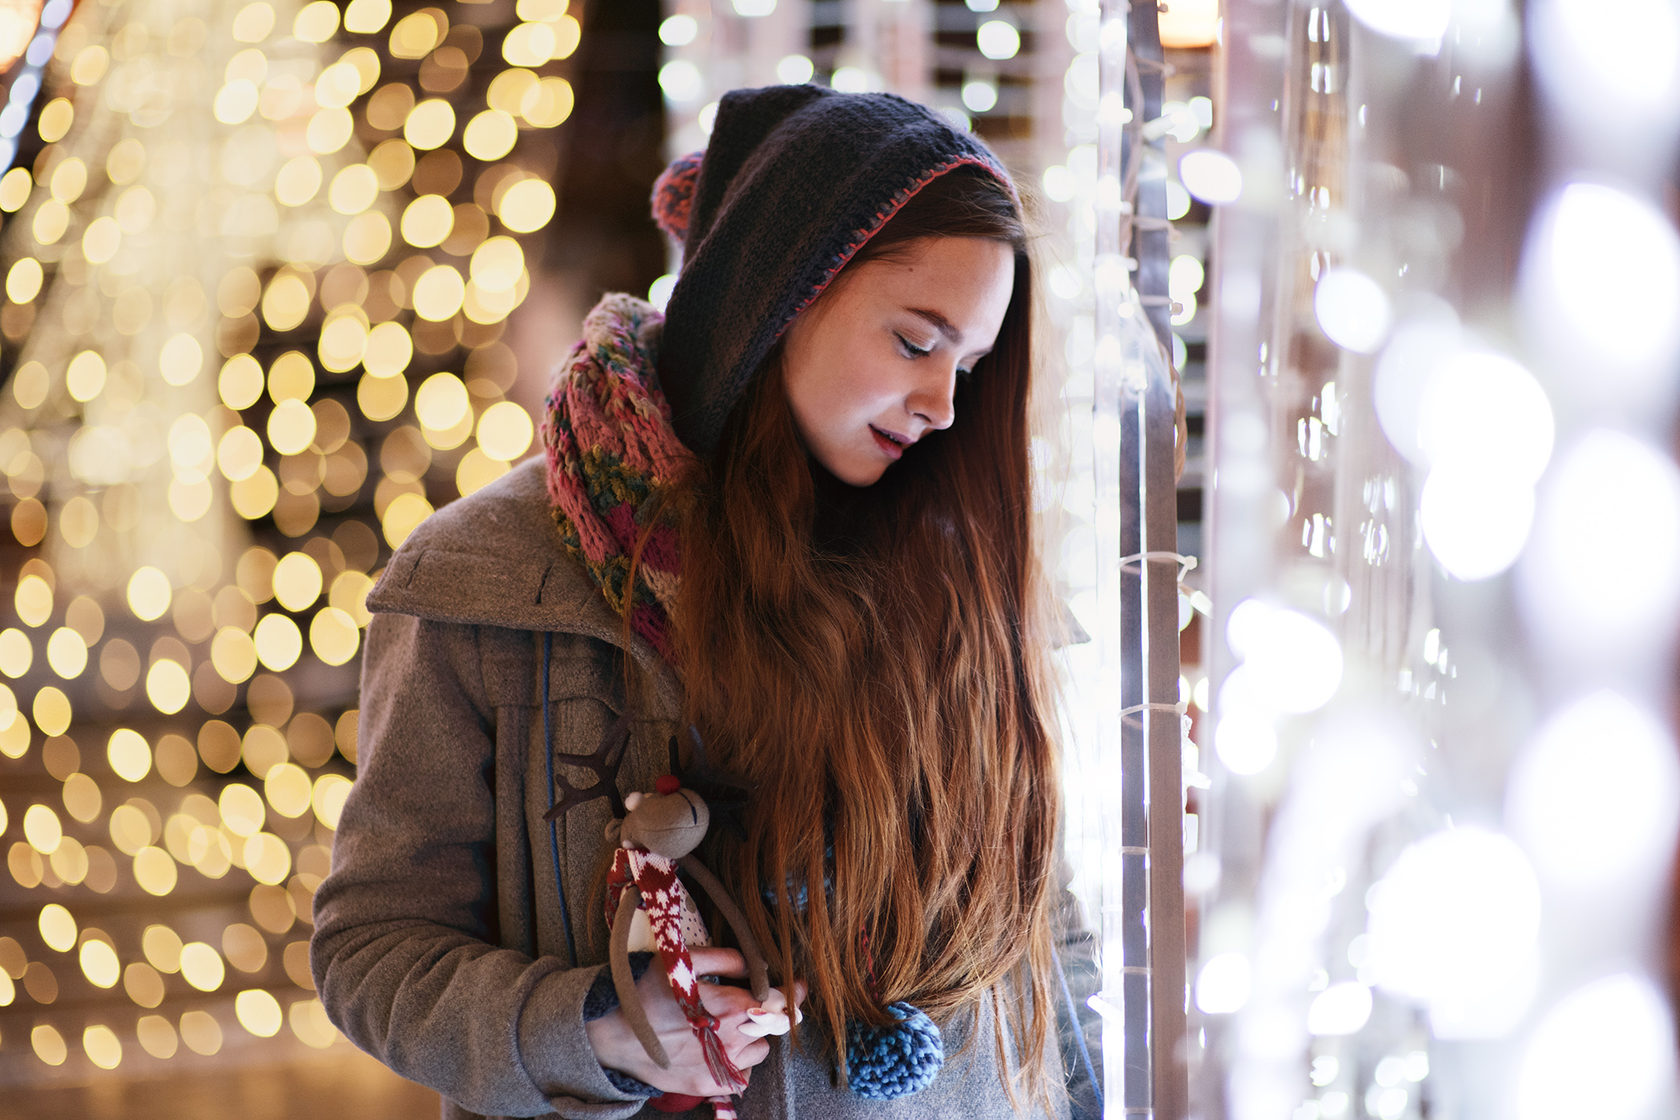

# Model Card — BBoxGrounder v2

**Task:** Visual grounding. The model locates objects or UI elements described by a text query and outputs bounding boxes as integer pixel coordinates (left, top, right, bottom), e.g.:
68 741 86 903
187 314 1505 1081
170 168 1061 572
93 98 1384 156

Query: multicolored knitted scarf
541 294 693 660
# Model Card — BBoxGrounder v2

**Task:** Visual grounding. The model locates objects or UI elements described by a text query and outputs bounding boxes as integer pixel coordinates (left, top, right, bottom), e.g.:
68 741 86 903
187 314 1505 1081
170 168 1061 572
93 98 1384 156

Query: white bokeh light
1307 981 1374 1037
1196 952 1253 1015
1530 0 1680 135
1507 691 1680 895
1419 463 1534 581
657 60 704 104
1416 349 1553 482
1521 182 1680 403
1213 705 1278 776
1364 827 1541 1037
1344 0 1451 46
1226 600 1344 713
1179 149 1243 204
961 79 997 113
976 19 1021 60
1516 974 1677 1120
1372 311 1460 463
776 54 814 85
1518 431 1680 656
1314 268 1393 353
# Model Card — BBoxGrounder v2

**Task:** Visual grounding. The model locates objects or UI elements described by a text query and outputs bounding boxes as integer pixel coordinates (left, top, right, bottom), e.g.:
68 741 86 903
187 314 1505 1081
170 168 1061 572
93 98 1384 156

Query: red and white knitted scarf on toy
605 846 748 1098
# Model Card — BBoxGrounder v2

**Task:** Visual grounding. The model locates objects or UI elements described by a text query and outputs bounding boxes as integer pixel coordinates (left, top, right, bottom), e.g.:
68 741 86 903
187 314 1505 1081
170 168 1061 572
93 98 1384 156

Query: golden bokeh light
39 903 77 952
267 399 318 456
275 155 324 207
107 729 152 783
79 940 121 989
45 627 89 679
293 0 340 44
179 1010 223 1057
37 98 74 144
309 607 361 666
141 925 183 974
268 349 317 403
0 628 31 677
400 192 453 248
219 353 266 410
328 163 379 216
344 0 393 34
15 573 52 627
463 109 518 162
6 256 42 303
494 177 556 233
236 988 284 1037
0 0 596 1072
24 805 64 857
126 567 172 622
109 805 154 856
62 773 102 823
381 491 434 549
33 686 71 737
32 1025 67 1067
315 61 363 110
389 8 445 59
253 614 304 672
404 97 456 151
211 627 259 684
217 426 265 482
178 942 226 992
133 846 179 896
244 833 292 886
136 1015 178 1059
145 660 191 715
83 1024 123 1071
231 1 275 43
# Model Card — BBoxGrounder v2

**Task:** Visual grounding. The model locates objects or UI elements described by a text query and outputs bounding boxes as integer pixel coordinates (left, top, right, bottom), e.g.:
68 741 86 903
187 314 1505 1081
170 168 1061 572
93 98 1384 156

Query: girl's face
781 236 1015 487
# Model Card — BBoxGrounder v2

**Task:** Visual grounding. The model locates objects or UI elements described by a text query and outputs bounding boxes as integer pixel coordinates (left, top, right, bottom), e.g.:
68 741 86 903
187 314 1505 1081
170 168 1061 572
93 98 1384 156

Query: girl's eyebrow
907 306 993 359
907 307 961 343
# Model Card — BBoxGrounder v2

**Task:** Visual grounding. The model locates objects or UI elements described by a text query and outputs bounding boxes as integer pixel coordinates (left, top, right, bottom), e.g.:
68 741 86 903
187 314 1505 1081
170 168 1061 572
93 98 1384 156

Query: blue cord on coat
1053 943 1103 1114
543 632 580 965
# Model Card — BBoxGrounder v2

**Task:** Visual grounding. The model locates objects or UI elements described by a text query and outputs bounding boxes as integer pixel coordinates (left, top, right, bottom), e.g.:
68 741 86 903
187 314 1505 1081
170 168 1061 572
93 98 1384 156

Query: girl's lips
870 426 907 460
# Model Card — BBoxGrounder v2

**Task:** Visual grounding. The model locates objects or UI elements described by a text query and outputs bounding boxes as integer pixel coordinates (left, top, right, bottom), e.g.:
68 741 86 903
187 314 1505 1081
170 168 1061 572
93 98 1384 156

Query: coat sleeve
310 611 649 1119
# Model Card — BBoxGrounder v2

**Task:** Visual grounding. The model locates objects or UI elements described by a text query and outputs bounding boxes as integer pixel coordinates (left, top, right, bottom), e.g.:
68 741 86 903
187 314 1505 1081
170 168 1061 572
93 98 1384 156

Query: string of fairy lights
0 0 581 1078
1194 1 1680 1118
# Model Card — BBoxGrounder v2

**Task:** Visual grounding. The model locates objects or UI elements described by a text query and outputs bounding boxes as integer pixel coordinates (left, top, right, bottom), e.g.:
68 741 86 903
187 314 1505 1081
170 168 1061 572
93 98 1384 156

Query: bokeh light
0 0 570 1077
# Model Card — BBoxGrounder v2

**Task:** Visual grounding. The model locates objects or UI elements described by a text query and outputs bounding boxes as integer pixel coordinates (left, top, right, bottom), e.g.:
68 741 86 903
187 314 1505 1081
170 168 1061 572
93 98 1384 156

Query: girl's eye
896 334 931 359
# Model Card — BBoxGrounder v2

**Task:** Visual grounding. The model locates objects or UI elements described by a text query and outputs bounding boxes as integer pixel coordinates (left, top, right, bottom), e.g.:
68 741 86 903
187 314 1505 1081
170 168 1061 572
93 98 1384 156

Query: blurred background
4 1 1680 1119
0 1 1215 1115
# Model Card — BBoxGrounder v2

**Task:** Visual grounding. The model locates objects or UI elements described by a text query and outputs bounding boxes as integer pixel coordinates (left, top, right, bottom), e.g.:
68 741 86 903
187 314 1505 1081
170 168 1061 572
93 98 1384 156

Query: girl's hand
585 947 806 1098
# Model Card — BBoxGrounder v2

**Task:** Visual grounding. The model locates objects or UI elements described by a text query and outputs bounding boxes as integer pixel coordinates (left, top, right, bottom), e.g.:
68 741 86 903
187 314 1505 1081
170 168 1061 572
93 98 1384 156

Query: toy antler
543 712 632 822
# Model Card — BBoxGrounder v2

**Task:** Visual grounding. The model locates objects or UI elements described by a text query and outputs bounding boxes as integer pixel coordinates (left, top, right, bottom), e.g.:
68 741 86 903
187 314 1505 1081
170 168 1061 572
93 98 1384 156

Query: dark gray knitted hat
652 84 1013 456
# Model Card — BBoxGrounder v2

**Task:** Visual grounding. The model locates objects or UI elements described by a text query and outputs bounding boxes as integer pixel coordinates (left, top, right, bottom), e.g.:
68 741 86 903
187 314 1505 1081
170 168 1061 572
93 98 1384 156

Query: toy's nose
656 775 681 795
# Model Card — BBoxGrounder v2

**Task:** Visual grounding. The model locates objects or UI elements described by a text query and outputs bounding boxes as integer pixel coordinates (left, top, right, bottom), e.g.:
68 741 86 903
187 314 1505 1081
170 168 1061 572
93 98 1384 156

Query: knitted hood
653 84 1012 456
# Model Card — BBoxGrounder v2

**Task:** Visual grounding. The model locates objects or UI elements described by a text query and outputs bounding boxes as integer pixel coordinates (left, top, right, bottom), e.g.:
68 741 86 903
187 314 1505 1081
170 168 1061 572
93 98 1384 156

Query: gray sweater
311 458 1100 1120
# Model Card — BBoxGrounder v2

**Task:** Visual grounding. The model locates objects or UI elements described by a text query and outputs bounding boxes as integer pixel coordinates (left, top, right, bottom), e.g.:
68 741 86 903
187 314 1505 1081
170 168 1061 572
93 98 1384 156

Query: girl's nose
909 365 958 430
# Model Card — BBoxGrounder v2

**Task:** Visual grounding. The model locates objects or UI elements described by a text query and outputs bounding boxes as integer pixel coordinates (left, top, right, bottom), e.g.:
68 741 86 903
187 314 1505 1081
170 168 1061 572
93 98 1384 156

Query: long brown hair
670 167 1060 1095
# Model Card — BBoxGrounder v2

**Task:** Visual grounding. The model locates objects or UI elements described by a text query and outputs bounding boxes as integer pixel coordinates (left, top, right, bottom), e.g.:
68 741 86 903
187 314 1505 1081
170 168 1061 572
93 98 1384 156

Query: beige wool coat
311 457 1099 1120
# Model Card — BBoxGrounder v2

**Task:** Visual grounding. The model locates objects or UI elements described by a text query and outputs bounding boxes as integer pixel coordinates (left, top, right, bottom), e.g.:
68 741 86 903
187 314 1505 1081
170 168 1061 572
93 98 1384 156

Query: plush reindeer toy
605 774 792 1116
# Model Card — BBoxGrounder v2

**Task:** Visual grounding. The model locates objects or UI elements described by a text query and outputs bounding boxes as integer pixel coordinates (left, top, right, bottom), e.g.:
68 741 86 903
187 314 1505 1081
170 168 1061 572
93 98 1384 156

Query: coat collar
366 458 682 712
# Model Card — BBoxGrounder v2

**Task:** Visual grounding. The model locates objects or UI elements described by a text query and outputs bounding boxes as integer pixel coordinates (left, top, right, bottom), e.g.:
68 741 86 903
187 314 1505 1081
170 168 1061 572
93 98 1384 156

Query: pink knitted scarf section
541 294 694 660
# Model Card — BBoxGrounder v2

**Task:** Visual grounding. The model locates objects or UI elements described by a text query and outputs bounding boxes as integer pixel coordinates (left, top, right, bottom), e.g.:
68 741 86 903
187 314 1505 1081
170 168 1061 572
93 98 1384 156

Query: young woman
312 84 1099 1120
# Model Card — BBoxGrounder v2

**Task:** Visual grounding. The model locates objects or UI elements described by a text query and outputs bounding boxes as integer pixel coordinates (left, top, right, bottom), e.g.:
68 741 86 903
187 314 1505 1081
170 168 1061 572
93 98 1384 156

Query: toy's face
621 787 710 859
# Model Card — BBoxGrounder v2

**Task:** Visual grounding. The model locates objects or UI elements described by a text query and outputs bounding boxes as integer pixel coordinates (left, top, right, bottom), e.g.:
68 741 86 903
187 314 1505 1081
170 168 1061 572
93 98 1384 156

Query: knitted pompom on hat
650 150 703 244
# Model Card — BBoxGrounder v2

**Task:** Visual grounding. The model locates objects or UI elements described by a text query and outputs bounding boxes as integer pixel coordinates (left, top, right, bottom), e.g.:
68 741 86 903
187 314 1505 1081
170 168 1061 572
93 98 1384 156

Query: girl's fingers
689 947 748 978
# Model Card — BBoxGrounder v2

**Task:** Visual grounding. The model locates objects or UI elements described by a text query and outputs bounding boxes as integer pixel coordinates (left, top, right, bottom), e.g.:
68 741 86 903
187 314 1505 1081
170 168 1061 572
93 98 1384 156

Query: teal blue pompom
845 1001 943 1100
